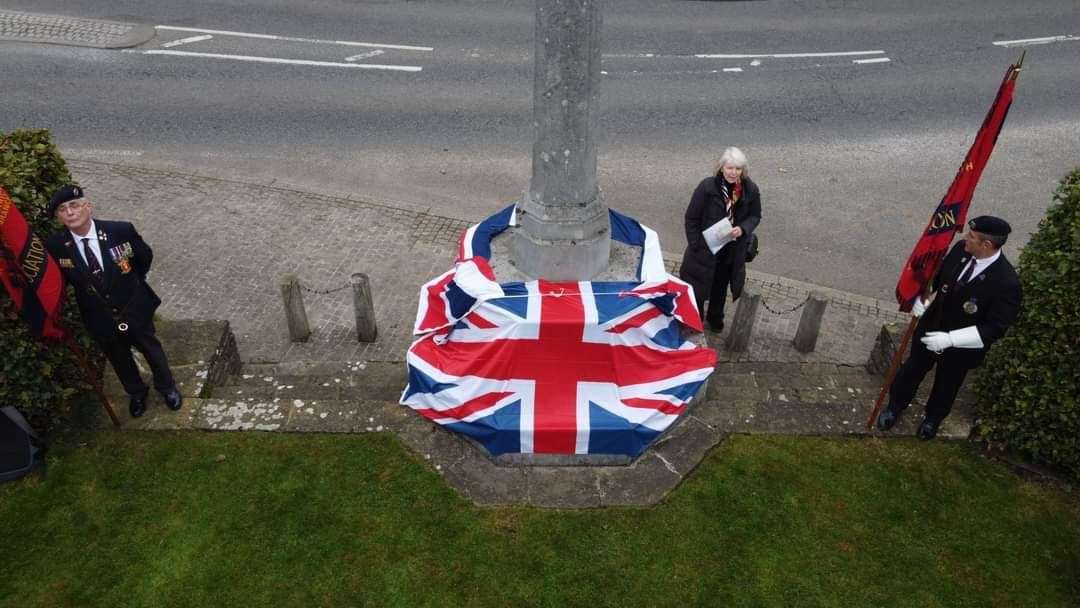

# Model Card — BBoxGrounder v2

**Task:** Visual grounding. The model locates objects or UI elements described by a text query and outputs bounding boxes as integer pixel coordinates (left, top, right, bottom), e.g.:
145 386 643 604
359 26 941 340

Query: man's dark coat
44 220 161 344
916 240 1022 369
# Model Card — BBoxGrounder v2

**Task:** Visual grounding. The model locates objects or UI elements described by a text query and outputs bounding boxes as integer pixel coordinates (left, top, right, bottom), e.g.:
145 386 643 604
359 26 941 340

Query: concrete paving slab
597 453 683 507
282 400 359 433
527 467 602 509
443 448 530 506
349 401 416 435
124 398 202 431
193 398 289 432
650 417 724 477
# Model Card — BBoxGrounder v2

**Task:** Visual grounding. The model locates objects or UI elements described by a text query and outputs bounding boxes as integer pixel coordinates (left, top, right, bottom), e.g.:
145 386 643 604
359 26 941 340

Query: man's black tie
957 259 975 286
82 237 104 279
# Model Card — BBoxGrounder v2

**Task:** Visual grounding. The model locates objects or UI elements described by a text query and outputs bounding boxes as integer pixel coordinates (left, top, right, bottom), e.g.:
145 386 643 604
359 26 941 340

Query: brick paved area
708 274 906 364
0 10 153 49
71 159 903 368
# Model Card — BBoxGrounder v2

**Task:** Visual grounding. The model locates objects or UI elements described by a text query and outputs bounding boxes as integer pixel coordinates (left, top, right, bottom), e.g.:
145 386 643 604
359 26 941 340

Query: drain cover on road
0 10 154 49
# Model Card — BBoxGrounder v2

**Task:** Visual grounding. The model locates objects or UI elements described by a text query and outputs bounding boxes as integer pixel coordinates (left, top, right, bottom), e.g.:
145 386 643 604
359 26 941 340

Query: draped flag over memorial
895 56 1023 311
0 186 66 340
403 206 716 457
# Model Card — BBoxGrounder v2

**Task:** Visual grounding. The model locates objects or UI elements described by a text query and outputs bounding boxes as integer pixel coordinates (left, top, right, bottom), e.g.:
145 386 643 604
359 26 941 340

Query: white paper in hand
702 218 735 254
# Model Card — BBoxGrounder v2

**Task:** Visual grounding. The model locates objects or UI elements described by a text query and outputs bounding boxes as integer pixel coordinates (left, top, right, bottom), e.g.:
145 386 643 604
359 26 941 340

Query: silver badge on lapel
963 299 978 314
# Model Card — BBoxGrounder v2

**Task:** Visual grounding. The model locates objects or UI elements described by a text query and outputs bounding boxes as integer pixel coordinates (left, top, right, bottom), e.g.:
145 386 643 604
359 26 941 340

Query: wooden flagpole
63 333 121 427
865 317 917 430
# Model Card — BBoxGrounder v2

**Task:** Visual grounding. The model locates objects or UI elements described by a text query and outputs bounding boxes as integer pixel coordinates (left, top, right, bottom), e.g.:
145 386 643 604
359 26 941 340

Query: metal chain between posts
759 293 811 316
297 280 351 295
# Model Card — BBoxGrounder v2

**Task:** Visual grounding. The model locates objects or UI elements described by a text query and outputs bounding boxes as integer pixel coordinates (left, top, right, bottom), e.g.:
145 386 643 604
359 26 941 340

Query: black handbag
745 232 759 263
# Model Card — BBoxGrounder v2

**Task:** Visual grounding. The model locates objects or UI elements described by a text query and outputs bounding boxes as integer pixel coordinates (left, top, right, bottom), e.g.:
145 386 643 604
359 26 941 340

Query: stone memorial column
512 0 610 280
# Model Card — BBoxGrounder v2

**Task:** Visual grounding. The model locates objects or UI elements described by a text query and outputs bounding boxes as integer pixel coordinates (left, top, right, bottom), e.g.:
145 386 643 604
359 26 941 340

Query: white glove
912 297 927 318
921 331 953 353
948 326 984 349
921 327 984 353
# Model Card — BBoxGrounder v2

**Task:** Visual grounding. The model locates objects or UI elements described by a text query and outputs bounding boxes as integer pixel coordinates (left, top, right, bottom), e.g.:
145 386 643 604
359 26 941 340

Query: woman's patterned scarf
719 178 743 221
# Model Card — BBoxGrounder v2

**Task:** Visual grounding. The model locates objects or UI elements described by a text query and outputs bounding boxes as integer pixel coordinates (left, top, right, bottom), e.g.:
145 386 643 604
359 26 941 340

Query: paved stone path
71 160 973 507
71 159 905 368
0 10 153 49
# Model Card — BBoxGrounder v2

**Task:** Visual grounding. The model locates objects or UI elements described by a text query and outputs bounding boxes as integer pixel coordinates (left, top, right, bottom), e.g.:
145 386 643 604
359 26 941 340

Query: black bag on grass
1 406 45 483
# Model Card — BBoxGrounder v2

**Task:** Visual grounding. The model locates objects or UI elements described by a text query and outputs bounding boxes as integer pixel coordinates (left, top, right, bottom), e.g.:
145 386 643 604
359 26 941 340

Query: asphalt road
2 0 1078 299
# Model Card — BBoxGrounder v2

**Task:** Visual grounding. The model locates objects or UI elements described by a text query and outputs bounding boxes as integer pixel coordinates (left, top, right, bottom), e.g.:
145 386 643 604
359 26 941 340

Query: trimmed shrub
975 168 1080 477
0 129 95 430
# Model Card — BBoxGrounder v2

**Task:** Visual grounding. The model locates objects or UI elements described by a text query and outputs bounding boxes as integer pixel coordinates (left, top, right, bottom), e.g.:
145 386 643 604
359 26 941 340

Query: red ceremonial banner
0 186 66 340
895 57 1023 311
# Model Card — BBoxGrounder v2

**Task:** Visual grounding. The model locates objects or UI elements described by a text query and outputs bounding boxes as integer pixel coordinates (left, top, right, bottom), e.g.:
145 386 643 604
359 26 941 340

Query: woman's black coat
678 175 762 304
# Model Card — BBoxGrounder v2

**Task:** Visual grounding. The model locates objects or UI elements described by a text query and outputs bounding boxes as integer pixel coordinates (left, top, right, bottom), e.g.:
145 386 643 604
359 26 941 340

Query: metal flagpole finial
1009 50 1026 81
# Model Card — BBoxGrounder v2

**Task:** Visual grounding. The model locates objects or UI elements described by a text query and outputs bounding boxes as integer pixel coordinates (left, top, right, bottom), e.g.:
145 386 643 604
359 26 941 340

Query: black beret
47 185 84 216
968 215 1011 237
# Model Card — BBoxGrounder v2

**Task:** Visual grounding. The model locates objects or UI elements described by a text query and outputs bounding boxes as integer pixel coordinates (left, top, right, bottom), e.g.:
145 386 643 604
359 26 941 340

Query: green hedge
0 129 95 430
975 168 1080 477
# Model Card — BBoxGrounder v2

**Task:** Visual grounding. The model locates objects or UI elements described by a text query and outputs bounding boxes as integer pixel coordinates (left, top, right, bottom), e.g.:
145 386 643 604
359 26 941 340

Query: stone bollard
725 290 760 352
867 322 906 375
280 273 311 342
792 291 829 353
351 272 378 342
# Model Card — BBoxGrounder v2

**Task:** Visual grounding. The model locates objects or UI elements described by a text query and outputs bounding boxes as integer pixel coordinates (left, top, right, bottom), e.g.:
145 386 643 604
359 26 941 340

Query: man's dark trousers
100 322 174 398
889 341 970 422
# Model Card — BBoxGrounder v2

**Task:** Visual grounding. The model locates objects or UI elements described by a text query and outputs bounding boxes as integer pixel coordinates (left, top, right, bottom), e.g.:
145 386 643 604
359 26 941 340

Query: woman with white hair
679 146 762 332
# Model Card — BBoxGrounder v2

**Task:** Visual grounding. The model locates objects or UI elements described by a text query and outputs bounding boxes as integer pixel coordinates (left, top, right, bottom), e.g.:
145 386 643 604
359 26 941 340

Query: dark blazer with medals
45 220 161 343
917 240 1021 369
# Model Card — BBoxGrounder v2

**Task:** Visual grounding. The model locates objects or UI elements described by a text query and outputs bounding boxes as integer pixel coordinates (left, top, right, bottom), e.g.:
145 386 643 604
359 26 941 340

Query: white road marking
345 49 386 61
696 50 885 59
134 49 423 71
992 34 1080 47
749 59 762 66
722 67 743 72
853 57 891 64
161 34 213 48
155 25 433 51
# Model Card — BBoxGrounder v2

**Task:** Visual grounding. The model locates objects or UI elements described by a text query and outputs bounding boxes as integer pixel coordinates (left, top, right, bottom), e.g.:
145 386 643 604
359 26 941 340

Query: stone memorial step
125 396 410 434
218 361 405 403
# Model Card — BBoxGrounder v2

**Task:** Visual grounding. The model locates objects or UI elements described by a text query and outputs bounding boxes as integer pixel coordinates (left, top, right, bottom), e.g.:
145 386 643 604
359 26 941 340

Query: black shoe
917 418 941 440
876 408 898 431
129 391 148 418
161 388 183 411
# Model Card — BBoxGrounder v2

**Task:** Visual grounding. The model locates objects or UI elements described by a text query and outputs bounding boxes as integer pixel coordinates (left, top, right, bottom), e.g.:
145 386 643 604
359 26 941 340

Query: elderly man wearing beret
44 185 181 418
878 215 1022 439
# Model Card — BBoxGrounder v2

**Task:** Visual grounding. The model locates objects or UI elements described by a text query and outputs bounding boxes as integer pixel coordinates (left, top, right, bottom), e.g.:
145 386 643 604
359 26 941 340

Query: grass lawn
1 429 1077 608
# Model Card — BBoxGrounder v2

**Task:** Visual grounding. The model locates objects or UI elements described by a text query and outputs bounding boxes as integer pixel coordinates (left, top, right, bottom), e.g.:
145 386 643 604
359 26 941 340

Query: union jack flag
402 207 716 457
